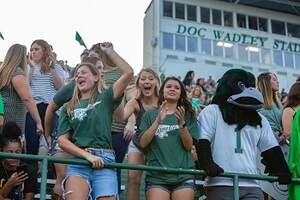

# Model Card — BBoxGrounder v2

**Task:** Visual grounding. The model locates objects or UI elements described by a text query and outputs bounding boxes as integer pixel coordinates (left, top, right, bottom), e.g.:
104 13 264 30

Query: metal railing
0 152 299 200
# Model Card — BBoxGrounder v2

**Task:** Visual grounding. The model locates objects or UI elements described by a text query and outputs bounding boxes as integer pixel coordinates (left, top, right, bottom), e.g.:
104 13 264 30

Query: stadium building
143 0 300 90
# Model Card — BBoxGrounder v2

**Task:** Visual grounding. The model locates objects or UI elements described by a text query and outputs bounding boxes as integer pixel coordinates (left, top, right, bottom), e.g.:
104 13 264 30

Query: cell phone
17 165 27 173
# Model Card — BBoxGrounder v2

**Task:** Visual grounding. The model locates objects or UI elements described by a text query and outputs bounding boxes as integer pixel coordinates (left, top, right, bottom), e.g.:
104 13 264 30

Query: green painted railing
0 152 299 200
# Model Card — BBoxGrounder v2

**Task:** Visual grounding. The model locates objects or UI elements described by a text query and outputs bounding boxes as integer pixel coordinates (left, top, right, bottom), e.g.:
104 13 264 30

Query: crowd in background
0 39 299 200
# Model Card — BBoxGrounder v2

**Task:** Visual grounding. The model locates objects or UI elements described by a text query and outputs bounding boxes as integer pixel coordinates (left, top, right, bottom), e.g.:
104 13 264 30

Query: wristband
180 123 186 129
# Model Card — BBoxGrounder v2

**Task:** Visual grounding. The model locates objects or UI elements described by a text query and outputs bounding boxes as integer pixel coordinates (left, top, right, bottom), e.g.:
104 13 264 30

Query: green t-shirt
58 87 121 149
139 108 199 184
0 94 3 115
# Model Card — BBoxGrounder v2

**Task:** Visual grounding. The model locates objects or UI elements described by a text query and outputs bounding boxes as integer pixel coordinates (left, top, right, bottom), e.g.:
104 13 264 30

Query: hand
175 106 185 127
156 101 168 124
205 162 224 177
45 134 51 148
36 123 43 136
277 172 292 184
6 172 28 187
124 123 136 142
85 153 104 168
100 42 114 55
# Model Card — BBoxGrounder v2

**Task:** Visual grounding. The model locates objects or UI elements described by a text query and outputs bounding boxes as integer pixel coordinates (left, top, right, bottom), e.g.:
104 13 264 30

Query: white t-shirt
198 104 278 187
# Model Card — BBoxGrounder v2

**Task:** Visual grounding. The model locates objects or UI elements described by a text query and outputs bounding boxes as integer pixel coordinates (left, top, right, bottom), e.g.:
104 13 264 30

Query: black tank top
135 98 146 128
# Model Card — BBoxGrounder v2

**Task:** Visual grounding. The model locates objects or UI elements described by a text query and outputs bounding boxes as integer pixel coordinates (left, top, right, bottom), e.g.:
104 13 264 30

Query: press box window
163 1 173 18
175 3 185 20
200 7 210 24
261 48 271 65
224 11 233 27
187 36 198 52
162 33 173 49
259 18 268 32
295 54 300 69
271 20 286 35
212 9 222 25
237 14 246 28
238 44 248 62
213 40 223 57
175 34 186 51
248 16 258 30
187 5 196 22
284 52 294 68
273 50 283 66
287 23 300 38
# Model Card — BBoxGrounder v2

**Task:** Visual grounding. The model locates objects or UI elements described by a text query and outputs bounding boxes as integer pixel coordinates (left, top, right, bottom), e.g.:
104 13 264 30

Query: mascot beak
227 87 264 110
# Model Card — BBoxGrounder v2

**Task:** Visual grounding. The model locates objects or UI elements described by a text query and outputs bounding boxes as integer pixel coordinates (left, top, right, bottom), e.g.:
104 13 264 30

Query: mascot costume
195 69 291 200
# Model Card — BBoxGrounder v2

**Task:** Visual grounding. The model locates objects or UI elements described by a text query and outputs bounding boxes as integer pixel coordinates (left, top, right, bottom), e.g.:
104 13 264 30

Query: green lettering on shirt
235 128 243 153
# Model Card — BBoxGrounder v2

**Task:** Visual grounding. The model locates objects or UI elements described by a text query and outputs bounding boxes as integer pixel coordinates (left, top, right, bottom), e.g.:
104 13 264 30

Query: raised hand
100 42 114 55
6 171 28 187
175 106 185 128
157 101 168 124
123 122 136 142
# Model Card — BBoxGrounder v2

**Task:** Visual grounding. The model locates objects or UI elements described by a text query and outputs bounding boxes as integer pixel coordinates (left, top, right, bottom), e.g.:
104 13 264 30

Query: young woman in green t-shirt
139 77 198 200
0 94 3 128
57 42 133 200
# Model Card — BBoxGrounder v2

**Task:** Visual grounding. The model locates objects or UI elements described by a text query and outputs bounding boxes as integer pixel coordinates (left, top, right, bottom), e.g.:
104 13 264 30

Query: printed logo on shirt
72 101 102 121
155 124 179 139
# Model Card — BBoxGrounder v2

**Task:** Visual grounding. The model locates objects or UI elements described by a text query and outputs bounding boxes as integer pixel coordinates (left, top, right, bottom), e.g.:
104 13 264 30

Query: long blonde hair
30 39 53 74
66 63 107 115
135 68 160 100
257 72 281 109
0 44 27 90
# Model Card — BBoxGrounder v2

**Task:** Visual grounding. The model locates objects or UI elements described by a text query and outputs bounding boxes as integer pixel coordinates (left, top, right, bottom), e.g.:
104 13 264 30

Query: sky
0 0 152 74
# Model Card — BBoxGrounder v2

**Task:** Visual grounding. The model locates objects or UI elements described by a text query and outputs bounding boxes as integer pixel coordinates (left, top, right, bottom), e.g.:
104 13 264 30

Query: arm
123 99 138 121
24 192 34 200
100 43 134 99
44 101 59 145
12 75 42 129
282 107 294 140
176 107 193 150
139 118 160 148
50 68 63 90
57 133 104 168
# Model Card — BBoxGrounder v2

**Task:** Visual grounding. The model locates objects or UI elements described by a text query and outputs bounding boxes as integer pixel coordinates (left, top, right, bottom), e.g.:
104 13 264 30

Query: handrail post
233 175 239 200
40 157 48 200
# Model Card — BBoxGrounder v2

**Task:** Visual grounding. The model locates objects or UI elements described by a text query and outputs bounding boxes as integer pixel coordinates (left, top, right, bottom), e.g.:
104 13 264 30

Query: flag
0 32 4 40
288 109 300 200
75 31 87 49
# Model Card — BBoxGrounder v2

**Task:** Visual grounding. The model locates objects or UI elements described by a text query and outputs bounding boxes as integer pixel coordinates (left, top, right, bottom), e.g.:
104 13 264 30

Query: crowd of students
0 39 298 200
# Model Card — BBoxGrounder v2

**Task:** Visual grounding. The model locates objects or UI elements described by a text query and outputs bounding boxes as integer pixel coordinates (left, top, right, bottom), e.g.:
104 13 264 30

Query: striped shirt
0 67 26 133
30 64 65 103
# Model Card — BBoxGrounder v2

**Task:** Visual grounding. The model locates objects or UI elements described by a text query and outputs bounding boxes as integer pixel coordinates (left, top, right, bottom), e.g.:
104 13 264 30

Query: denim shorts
62 149 118 199
145 179 195 193
127 140 141 154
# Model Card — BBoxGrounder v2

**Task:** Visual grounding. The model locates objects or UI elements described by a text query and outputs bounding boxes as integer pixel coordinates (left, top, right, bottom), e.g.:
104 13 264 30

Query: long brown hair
135 68 160 100
0 44 27 90
66 63 106 115
31 39 53 74
158 77 195 119
257 72 281 109
284 81 300 109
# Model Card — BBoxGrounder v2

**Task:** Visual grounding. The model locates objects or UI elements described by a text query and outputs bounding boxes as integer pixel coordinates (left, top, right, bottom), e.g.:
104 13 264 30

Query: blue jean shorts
145 179 195 193
62 149 118 199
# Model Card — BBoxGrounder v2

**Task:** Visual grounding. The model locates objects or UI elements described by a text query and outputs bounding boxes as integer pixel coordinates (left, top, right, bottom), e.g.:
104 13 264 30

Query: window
284 52 294 68
175 34 185 51
261 48 271 64
175 3 185 20
213 40 223 57
238 44 248 61
271 20 286 35
163 1 173 17
162 32 173 49
187 36 198 52
224 44 234 59
248 16 258 30
201 38 211 55
200 7 210 23
187 5 196 21
273 50 283 66
249 48 259 63
295 54 300 69
237 14 246 28
259 18 268 32
212 9 222 25
287 23 300 38
224 11 233 27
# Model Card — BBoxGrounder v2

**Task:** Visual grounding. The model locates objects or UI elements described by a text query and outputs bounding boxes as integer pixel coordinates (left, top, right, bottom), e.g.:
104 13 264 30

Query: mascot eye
238 81 246 91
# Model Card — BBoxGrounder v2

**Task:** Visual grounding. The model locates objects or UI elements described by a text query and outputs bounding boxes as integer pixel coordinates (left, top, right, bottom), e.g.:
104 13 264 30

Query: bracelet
180 123 186 129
